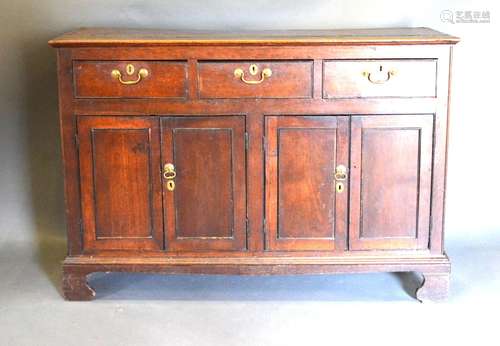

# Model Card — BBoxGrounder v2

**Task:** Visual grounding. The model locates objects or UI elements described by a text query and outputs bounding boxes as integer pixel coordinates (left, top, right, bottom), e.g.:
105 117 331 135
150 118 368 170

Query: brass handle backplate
234 64 272 85
362 65 396 84
334 164 347 181
163 163 176 191
111 64 149 85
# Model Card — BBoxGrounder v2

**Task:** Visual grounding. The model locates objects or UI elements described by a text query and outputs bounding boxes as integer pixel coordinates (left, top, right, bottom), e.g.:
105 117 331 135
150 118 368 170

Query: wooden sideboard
49 27 459 301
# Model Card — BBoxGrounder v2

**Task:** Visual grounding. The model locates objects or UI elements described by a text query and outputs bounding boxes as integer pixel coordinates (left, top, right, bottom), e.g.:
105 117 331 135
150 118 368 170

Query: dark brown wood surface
198 61 313 98
349 115 433 250
51 28 457 301
78 116 163 251
161 116 247 251
74 61 187 98
265 116 348 251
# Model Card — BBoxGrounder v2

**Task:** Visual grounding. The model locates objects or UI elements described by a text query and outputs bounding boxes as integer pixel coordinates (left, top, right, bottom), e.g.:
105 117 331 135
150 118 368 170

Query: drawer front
198 61 313 99
74 61 187 98
323 59 437 98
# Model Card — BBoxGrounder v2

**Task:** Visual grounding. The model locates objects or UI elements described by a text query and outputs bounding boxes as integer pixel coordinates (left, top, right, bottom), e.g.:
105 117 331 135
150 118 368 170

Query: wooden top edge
48 27 460 47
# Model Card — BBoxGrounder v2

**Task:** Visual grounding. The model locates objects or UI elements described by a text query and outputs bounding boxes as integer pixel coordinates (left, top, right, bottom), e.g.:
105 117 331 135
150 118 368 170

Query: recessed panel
278 128 336 239
360 128 420 238
173 128 233 238
93 129 153 239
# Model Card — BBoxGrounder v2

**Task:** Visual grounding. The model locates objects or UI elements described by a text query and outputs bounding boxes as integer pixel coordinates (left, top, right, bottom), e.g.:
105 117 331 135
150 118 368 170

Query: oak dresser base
62 254 450 301
50 28 458 302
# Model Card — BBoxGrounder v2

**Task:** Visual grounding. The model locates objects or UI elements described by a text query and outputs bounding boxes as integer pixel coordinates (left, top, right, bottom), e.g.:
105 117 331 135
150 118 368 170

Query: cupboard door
265 116 349 251
161 116 246 251
78 117 163 251
349 115 433 250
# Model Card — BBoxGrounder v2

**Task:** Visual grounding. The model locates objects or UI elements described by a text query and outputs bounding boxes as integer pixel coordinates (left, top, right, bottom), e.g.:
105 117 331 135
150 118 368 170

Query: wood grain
349 115 433 250
78 116 163 251
161 116 247 251
51 28 457 301
49 27 459 47
265 116 348 251
74 61 187 98
198 61 312 99
323 59 437 98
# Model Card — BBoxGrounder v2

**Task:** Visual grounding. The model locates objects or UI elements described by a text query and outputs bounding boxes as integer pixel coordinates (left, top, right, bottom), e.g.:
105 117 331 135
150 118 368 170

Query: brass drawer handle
234 64 272 85
163 163 176 191
111 64 149 85
362 66 396 84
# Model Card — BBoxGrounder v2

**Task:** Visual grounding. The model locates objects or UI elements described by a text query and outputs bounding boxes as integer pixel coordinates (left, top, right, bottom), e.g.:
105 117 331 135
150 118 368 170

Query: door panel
78 116 163 251
265 116 349 251
349 115 433 250
173 129 233 238
161 116 246 251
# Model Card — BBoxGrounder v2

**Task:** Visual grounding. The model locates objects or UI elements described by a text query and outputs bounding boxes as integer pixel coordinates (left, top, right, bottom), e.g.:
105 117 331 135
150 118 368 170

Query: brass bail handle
362 65 396 84
163 163 176 191
234 64 272 85
111 63 149 85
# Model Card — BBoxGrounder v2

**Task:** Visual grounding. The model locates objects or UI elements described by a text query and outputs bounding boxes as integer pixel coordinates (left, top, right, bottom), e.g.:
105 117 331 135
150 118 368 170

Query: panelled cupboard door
265 116 349 251
78 116 163 251
349 115 433 250
161 116 247 251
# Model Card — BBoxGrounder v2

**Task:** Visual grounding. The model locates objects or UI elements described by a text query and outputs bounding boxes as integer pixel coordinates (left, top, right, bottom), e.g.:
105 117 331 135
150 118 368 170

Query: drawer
323 59 437 98
198 61 313 99
74 61 187 98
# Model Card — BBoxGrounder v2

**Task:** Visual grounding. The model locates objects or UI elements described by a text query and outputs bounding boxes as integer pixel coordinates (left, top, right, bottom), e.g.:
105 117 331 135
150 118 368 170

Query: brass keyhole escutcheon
249 64 258 76
336 182 344 193
166 180 175 192
126 64 135 75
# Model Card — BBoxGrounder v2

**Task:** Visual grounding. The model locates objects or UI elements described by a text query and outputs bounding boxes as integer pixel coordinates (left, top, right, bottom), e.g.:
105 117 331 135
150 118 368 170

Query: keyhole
166 180 175 191
126 64 135 75
249 64 258 76
336 182 344 193
379 65 383 72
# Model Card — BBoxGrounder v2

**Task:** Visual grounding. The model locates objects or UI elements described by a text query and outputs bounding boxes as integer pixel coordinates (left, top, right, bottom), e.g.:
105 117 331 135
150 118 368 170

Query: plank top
49 27 459 47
